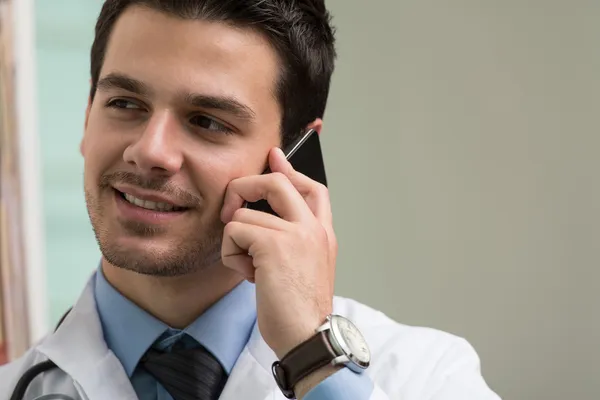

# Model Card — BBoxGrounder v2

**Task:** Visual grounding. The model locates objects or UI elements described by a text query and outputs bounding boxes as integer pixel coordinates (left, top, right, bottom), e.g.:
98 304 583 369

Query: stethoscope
10 309 72 400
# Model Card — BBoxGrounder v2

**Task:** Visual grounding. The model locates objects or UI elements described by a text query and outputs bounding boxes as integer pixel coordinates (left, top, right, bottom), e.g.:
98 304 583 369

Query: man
0 1 501 399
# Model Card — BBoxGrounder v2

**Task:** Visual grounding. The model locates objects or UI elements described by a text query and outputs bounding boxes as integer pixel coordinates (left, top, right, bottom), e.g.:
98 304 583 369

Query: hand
220 147 337 360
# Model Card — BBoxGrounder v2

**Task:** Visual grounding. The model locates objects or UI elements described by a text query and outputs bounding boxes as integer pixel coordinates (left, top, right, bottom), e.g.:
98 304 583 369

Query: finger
221 221 267 280
269 148 333 226
221 172 313 224
231 207 291 231
223 252 255 282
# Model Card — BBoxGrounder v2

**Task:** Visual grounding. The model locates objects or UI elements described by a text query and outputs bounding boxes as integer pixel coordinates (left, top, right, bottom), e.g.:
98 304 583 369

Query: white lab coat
0 276 501 400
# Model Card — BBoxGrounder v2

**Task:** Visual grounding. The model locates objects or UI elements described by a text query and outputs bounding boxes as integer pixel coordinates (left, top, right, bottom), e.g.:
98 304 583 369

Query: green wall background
36 0 102 324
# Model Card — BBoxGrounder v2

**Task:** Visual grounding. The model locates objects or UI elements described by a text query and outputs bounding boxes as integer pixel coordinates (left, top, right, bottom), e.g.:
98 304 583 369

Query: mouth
117 189 186 212
114 189 189 216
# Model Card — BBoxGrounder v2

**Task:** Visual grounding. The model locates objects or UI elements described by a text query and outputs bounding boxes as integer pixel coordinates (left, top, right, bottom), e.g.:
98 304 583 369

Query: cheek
83 126 129 178
188 146 267 205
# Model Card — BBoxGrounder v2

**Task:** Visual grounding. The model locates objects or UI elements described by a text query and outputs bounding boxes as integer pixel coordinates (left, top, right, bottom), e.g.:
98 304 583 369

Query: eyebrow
97 73 151 96
96 72 256 121
184 93 256 121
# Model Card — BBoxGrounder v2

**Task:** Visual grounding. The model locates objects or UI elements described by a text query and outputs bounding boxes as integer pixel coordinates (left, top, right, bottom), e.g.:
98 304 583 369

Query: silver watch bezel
317 314 370 372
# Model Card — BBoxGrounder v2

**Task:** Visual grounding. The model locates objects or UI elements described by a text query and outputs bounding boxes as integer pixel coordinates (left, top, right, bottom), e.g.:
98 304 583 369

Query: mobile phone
245 128 327 216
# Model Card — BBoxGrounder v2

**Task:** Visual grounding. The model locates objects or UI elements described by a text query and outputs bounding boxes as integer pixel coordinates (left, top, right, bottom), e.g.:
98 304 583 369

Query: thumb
268 147 292 175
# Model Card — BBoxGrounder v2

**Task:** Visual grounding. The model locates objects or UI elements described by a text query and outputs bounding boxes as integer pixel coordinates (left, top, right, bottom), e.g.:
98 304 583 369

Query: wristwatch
271 314 371 399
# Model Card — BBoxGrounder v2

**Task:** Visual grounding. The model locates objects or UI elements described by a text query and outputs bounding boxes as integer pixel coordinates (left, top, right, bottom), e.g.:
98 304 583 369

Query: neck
101 259 244 329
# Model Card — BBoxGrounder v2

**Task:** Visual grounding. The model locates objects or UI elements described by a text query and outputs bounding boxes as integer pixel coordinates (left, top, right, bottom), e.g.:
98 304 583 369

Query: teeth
123 193 182 212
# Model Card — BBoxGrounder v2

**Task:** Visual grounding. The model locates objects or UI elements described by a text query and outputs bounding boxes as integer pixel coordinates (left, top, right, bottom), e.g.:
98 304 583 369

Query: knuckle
271 172 288 186
315 182 329 197
295 227 311 243
232 207 249 221
312 225 332 251
223 221 240 236
307 182 329 202
316 225 329 244
224 178 238 195
297 224 322 246
330 233 339 253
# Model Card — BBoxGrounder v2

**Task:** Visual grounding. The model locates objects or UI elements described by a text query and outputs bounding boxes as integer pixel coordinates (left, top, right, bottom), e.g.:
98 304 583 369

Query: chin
97 226 223 277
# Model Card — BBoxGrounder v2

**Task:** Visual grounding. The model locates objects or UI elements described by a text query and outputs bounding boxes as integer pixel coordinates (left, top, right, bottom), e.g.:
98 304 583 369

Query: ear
81 94 92 156
306 118 323 135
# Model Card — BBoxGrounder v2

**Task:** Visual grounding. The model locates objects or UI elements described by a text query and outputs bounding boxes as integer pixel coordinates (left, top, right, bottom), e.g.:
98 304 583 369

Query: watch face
331 315 370 367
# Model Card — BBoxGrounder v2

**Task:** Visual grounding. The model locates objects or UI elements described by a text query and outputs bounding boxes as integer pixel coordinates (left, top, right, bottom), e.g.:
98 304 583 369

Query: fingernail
275 147 285 158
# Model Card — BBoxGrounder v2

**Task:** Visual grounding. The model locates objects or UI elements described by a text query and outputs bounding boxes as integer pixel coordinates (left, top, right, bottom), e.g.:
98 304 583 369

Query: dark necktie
140 345 228 400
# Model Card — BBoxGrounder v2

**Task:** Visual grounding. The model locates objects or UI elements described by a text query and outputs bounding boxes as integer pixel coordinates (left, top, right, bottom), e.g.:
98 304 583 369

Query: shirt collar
94 267 256 376
184 278 256 372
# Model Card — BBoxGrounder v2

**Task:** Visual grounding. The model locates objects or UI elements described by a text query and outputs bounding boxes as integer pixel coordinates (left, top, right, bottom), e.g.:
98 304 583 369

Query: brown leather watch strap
275 331 336 395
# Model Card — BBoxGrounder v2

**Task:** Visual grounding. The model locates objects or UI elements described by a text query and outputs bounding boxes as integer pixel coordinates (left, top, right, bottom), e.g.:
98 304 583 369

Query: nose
123 111 184 175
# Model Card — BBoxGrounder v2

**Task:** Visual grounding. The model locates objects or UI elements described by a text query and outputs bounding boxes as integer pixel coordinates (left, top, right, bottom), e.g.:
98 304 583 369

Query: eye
189 115 233 134
106 98 144 110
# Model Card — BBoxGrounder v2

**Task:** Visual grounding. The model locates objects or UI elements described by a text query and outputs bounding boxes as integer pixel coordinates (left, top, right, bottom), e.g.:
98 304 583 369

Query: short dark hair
90 0 337 147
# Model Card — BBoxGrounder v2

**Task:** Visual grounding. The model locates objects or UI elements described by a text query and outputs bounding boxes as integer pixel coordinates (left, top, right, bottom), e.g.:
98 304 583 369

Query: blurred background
1 0 598 399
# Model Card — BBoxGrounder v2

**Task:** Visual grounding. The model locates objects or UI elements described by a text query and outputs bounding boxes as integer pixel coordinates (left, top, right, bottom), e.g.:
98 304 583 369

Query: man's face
82 6 282 276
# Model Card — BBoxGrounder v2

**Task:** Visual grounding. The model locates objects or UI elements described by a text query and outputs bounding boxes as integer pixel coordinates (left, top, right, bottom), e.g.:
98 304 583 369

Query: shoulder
332 296 499 399
0 346 47 399
332 295 465 351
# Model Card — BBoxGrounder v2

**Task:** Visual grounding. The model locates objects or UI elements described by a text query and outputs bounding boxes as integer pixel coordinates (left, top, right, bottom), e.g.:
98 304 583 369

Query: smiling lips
122 192 186 212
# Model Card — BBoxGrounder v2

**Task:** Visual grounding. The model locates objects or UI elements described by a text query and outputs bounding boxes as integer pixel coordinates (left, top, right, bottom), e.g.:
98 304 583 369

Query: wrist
294 364 342 399
271 314 371 399
272 316 328 360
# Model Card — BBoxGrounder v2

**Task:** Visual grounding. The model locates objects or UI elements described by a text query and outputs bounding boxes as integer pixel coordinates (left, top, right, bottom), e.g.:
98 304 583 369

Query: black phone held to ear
245 129 327 216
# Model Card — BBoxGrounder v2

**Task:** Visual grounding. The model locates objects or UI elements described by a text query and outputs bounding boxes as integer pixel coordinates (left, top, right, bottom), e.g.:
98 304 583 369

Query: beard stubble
84 172 225 277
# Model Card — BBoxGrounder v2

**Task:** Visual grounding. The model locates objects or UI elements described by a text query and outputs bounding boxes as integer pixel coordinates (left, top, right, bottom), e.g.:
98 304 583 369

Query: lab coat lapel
36 273 138 400
34 274 284 400
219 323 282 400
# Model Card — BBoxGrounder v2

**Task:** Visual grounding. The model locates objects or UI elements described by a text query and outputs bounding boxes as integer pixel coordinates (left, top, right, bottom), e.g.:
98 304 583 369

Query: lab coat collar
34 272 281 400
36 272 138 400
219 322 280 400
247 322 278 372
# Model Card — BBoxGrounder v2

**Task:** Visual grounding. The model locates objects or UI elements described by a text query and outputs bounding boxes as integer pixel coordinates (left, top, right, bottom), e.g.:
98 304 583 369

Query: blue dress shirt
94 268 372 399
